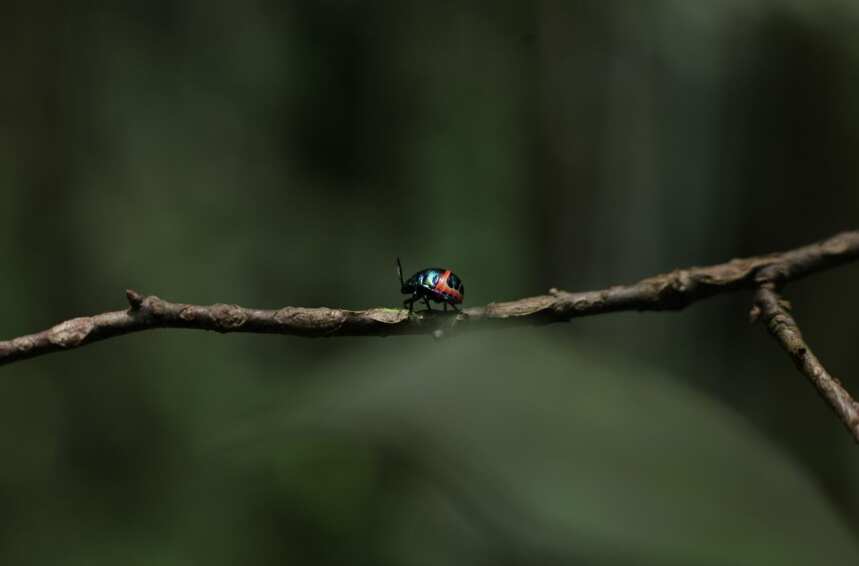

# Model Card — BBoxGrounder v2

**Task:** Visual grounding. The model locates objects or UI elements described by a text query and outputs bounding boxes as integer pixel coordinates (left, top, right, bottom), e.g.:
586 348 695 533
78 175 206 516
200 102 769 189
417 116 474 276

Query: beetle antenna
396 257 404 287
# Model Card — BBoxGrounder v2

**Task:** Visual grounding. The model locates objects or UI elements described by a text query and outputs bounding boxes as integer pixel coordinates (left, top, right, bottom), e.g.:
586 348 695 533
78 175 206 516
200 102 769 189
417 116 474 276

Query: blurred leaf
228 330 859 565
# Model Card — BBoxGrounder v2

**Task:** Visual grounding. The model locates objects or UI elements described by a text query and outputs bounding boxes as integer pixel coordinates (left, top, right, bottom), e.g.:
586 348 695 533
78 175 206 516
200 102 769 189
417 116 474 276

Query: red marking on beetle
434 270 462 303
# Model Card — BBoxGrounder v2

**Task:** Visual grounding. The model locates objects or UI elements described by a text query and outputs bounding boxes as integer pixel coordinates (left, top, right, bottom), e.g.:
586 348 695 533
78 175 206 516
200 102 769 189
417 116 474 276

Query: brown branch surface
754 286 859 442
1 231 858 370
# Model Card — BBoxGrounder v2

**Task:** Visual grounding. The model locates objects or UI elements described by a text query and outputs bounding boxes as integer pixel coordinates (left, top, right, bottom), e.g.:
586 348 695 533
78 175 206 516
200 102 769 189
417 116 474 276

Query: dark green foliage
2 1 859 563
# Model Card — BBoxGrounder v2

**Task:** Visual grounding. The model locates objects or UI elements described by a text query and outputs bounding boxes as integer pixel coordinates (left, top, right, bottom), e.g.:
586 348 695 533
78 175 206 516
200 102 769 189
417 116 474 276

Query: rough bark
754 285 859 442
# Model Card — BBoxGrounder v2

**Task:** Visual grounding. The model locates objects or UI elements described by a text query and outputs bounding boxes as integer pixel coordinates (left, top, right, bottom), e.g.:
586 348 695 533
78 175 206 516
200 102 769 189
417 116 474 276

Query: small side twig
754 285 859 442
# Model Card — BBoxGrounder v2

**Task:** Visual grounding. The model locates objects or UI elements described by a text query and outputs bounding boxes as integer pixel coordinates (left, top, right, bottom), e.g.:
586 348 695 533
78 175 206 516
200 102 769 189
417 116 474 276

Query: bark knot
210 304 248 330
12 336 36 352
48 318 95 348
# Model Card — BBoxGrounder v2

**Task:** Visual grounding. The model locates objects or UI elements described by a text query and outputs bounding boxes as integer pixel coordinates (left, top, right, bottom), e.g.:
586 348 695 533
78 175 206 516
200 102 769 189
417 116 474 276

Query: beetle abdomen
407 268 463 304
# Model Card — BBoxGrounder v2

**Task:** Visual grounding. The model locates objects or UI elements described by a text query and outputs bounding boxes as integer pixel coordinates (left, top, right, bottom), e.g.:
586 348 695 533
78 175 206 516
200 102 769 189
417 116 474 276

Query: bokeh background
2 1 859 564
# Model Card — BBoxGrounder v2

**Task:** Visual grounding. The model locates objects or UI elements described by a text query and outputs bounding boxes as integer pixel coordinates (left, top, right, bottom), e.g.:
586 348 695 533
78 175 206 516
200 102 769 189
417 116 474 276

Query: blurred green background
2 1 859 564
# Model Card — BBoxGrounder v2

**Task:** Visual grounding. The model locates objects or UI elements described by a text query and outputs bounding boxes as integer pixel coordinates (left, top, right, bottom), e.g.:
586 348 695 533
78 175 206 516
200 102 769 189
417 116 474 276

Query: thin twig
753 285 859 442
1 230 858 369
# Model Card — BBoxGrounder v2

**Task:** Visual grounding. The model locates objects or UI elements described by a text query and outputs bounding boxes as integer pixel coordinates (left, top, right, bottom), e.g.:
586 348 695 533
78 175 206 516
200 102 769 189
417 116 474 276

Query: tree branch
2 231 858 365
753 285 859 442
2 231 859 438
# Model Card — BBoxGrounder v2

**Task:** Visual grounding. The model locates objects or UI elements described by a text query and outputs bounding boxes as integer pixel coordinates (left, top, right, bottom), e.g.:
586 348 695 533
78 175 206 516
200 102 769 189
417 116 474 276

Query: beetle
397 257 464 313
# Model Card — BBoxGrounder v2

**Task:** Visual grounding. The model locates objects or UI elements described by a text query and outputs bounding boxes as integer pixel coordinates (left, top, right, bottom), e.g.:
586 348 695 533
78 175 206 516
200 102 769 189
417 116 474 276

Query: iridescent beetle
397 257 464 313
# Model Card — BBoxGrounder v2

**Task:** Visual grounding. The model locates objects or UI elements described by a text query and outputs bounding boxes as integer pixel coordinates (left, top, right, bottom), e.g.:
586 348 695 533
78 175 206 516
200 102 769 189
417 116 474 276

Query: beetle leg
443 303 448 312
404 297 415 313
423 296 432 311
450 302 461 314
